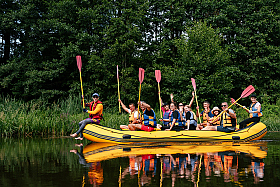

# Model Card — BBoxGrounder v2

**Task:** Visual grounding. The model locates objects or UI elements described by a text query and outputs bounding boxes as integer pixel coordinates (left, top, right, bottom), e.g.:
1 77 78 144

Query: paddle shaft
194 90 202 124
79 71 85 108
118 77 121 113
137 83 142 119
158 83 162 118
212 97 241 122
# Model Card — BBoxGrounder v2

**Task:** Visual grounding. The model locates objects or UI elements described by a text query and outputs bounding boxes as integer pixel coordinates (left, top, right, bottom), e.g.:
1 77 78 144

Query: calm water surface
0 133 280 187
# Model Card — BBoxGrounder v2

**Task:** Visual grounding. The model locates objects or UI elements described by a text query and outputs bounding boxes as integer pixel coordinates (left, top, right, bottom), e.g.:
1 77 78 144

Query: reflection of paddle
137 68 145 119
117 65 121 114
196 154 203 187
76 56 85 108
231 98 249 112
155 70 162 118
213 85 255 122
191 78 201 123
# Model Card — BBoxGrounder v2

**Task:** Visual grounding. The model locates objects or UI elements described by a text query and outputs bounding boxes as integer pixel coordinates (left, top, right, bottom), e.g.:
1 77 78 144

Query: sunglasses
221 105 227 107
179 105 184 107
93 96 99 98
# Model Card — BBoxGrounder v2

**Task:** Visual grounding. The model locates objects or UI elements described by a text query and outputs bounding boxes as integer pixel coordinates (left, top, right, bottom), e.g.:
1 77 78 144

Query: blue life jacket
249 102 263 118
162 110 171 125
170 110 185 126
143 109 157 127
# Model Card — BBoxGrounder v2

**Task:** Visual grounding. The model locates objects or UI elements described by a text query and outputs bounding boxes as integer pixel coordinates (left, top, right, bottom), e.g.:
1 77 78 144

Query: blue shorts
217 126 235 133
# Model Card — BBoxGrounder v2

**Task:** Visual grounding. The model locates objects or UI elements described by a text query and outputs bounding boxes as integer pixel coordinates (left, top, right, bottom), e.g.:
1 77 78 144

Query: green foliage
1 0 280 108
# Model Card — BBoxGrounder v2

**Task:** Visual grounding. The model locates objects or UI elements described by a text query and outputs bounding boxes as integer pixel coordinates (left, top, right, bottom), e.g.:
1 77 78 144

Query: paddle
117 65 121 114
76 55 85 108
155 70 162 118
191 78 202 123
231 98 249 112
212 85 255 122
137 68 145 119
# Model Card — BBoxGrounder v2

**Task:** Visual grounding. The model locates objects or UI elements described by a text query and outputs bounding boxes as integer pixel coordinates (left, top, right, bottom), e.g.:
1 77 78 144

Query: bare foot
75 137 83 140
75 143 83 147
70 149 77 153
70 133 78 137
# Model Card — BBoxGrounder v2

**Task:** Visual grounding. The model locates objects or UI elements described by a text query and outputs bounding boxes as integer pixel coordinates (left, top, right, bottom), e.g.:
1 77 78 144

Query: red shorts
141 125 154 132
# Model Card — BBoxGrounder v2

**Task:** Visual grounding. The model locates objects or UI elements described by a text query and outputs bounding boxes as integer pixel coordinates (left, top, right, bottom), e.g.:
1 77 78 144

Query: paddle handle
194 90 201 124
79 71 85 108
236 102 250 112
158 83 162 119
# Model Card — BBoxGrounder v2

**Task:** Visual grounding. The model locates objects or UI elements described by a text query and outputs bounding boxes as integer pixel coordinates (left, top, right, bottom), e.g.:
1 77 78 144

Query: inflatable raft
83 122 267 144
83 141 267 162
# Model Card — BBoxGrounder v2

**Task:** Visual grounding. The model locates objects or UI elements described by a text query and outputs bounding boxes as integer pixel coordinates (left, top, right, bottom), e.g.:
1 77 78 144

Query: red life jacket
89 100 103 119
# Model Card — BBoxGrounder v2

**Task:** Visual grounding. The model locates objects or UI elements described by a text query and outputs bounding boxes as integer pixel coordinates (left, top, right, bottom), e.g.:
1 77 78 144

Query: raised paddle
117 65 121 114
137 68 145 119
212 85 255 122
191 78 202 123
155 70 162 118
231 98 249 112
76 55 85 108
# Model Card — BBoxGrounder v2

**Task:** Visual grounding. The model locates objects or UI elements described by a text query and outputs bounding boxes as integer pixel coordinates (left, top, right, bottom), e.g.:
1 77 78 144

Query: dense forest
1 0 280 108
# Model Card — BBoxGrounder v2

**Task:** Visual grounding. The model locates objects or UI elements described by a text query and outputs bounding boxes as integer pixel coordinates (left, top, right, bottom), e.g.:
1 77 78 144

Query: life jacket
170 110 185 126
142 109 157 127
187 111 197 125
249 102 263 118
162 110 171 125
212 115 220 126
202 110 210 123
89 100 103 120
221 110 236 127
129 110 137 123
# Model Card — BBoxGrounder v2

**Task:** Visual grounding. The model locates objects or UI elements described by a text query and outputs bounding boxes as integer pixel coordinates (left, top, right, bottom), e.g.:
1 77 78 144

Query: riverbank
0 96 279 137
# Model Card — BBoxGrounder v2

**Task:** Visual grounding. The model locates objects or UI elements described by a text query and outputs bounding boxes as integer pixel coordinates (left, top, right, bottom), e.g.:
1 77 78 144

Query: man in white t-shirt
118 99 140 130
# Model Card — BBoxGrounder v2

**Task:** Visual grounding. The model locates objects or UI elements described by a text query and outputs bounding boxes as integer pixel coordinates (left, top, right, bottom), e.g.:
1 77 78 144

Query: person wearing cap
118 99 139 130
128 101 157 131
70 93 103 140
202 102 236 132
239 93 263 129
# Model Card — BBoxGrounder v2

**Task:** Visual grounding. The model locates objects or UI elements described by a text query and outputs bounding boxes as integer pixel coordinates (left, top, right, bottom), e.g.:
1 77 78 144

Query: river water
0 133 279 187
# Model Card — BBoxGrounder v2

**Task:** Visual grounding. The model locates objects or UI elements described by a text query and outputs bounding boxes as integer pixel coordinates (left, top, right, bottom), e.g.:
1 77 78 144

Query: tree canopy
1 0 280 108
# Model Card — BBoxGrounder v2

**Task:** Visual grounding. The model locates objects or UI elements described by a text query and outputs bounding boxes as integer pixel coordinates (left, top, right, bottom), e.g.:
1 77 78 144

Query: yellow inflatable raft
83 141 267 163
83 122 267 144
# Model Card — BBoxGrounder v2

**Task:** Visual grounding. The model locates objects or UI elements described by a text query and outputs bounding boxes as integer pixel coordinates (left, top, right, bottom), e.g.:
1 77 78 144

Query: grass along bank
0 96 279 137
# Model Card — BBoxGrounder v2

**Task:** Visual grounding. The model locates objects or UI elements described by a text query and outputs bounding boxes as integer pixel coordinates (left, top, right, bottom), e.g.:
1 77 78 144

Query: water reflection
73 142 267 186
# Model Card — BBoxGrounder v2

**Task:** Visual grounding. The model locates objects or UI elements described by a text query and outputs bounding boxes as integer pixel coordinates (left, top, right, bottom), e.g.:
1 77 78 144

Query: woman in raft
239 93 263 129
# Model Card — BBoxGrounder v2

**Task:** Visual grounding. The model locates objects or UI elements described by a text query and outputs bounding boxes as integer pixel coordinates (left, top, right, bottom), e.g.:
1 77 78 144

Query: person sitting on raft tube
196 101 214 130
159 102 171 126
239 93 263 129
184 104 197 130
128 101 157 132
70 93 103 140
165 102 186 131
118 99 139 130
207 107 221 126
202 102 236 133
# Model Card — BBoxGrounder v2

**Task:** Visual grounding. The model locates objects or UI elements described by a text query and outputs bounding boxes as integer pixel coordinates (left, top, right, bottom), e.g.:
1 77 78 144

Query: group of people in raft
70 92 262 140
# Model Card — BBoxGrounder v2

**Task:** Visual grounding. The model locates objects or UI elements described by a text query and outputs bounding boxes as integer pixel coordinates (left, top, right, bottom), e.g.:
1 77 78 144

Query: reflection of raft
83 122 267 143
83 142 267 163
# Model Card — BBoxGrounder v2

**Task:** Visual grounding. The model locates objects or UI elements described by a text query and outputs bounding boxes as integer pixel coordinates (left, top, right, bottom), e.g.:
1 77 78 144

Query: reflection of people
70 93 103 140
251 160 264 184
118 100 139 130
239 94 263 129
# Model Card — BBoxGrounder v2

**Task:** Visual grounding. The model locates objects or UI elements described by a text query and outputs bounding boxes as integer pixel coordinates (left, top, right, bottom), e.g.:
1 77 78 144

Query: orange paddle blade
76 56 82 72
230 98 236 104
155 70 161 83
